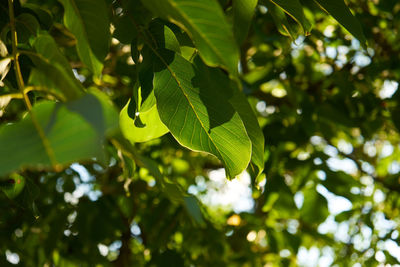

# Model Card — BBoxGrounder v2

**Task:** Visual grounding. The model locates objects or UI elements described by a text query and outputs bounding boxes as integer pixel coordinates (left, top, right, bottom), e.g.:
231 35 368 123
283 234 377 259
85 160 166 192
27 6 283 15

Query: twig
8 0 60 171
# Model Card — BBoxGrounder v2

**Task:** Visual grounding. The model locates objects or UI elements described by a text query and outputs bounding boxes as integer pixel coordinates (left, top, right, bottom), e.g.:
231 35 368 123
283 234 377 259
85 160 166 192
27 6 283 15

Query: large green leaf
134 21 182 113
192 57 264 177
120 98 169 143
153 50 251 178
59 0 110 76
232 0 257 45
141 0 239 76
0 91 118 176
28 33 82 100
270 0 312 35
314 0 366 45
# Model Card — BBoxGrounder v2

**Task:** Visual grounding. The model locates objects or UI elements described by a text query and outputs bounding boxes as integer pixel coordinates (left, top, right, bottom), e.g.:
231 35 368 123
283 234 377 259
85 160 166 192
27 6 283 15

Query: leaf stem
8 0 60 171
8 0 30 110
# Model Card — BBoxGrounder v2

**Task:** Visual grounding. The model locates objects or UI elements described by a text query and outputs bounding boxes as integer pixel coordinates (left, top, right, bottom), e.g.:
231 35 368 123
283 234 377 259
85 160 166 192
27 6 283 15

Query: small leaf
15 13 40 43
120 98 169 143
1 173 25 199
314 0 366 45
141 0 239 75
184 195 205 226
148 19 181 53
269 0 312 35
230 84 265 177
300 186 329 225
265 1 301 39
28 33 82 100
153 50 251 178
22 3 53 29
59 0 111 76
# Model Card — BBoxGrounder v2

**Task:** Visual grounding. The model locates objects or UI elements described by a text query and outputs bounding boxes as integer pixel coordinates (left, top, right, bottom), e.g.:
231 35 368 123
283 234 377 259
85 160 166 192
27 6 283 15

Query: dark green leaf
184 195 205 226
270 0 312 35
232 0 257 45
28 33 82 100
59 0 111 76
300 186 329 225
314 0 366 45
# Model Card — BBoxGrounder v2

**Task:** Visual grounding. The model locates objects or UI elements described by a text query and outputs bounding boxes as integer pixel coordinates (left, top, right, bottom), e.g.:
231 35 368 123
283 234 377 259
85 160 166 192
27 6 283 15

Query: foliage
1 0 400 266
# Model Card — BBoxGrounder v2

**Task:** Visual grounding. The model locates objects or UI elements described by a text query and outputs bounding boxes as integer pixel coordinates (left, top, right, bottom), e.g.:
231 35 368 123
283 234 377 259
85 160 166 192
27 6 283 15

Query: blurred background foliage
1 0 400 266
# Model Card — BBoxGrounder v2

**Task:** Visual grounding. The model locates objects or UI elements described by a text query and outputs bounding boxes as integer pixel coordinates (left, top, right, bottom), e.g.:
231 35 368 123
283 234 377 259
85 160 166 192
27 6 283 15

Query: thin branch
8 0 60 171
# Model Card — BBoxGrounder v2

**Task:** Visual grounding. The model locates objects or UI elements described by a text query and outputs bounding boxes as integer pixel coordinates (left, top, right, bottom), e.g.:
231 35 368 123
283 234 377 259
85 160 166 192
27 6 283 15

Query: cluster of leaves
1 0 400 266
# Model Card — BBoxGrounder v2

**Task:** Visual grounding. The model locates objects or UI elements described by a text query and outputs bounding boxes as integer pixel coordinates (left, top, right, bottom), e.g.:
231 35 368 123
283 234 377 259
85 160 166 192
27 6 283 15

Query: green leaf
120 98 169 143
15 13 40 43
265 1 301 39
112 134 186 201
153 50 251 178
1 173 25 199
314 0 366 45
22 3 53 29
230 84 265 177
300 186 329 225
192 57 264 177
184 196 205 226
232 0 257 45
113 15 137 44
134 22 182 113
269 0 312 35
28 33 82 100
141 0 239 75
0 91 118 176
148 19 181 53
59 0 110 76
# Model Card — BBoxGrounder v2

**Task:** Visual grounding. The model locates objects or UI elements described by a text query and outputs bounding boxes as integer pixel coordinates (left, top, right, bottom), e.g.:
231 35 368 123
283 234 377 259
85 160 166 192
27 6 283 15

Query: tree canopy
1 0 400 266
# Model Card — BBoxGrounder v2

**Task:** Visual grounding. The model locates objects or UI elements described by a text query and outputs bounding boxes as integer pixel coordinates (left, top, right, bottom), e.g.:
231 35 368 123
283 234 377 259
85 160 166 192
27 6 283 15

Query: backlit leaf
192 57 264 177
153 50 251 178
120 98 169 143
0 173 25 199
0 91 118 176
141 0 239 75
